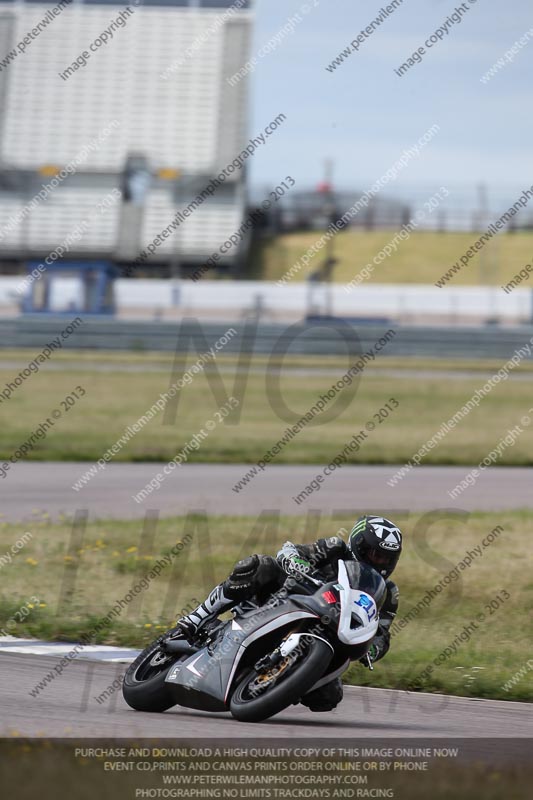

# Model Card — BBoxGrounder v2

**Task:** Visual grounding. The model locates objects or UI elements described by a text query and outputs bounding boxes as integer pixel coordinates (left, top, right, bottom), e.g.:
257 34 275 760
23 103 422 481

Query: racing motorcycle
122 560 386 722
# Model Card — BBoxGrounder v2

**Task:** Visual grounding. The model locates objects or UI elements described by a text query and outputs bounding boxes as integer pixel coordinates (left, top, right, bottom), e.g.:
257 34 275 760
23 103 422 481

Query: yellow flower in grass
64 555 74 562
126 546 138 554
39 603 47 608
28 604 34 609
25 558 38 566
144 623 152 628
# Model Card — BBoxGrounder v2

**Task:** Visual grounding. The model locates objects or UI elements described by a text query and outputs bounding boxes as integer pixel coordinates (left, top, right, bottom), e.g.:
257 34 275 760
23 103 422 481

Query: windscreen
344 560 387 610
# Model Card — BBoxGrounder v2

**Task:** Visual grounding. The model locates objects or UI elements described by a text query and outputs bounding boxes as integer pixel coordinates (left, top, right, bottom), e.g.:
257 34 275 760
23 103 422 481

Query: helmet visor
368 548 392 567
366 546 399 577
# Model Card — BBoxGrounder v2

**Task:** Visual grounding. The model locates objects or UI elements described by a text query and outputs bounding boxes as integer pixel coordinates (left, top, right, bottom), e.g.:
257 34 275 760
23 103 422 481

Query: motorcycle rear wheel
122 637 188 712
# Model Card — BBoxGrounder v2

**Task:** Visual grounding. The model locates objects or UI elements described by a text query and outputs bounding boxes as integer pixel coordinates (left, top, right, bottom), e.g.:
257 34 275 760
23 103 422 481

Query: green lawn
1 511 531 702
1 353 533 466
255 229 533 286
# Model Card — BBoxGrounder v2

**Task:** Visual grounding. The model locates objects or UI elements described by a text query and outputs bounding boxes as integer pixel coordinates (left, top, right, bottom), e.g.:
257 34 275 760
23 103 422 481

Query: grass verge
1 354 533 466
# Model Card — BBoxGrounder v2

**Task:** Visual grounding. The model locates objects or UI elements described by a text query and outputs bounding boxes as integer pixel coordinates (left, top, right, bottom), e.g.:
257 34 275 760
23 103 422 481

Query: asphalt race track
1 653 531 743
4 463 533 522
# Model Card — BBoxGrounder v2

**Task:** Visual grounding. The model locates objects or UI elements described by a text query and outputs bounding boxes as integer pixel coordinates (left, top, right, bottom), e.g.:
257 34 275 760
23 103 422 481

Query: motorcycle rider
174 515 402 712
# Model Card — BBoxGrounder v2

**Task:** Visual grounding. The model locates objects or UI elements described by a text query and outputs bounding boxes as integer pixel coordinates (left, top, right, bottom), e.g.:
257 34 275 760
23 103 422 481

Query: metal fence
1 316 533 360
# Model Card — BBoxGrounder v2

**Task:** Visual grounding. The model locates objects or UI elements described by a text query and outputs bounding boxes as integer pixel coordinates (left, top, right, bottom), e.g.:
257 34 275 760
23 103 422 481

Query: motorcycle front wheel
229 634 332 723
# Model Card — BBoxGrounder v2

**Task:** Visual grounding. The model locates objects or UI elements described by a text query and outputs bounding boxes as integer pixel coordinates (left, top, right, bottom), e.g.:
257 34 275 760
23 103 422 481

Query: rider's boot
172 585 234 642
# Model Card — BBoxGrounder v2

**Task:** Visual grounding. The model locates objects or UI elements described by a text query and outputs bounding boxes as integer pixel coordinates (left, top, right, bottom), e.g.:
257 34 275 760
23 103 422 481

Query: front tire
229 635 332 723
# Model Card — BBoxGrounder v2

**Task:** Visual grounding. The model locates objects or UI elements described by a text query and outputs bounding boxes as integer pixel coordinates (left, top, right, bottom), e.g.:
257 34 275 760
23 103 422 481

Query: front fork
255 631 333 672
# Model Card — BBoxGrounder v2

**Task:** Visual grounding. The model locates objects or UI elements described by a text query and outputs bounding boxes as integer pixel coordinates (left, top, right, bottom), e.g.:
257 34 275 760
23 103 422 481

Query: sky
247 0 532 207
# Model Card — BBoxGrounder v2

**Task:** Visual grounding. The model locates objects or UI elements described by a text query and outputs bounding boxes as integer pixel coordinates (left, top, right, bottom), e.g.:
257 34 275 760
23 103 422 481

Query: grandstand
0 0 253 274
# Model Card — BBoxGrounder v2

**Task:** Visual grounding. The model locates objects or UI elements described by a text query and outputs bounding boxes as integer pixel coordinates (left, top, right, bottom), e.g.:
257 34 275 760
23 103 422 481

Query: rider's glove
278 542 313 577
283 555 313 577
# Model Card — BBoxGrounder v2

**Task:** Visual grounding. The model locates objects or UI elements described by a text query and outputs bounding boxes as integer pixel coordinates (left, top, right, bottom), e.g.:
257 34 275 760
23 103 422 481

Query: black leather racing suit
179 536 399 712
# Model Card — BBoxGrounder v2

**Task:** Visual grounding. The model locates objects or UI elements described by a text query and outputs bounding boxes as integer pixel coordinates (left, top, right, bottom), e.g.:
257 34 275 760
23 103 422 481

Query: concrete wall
1 277 531 323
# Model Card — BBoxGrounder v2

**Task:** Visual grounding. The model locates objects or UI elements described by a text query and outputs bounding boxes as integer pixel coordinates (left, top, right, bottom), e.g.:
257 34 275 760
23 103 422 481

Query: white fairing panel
336 560 380 646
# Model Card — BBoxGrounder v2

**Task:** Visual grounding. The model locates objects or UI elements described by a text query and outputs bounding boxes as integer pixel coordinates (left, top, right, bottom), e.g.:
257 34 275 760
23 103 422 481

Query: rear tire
229 635 332 723
122 638 181 712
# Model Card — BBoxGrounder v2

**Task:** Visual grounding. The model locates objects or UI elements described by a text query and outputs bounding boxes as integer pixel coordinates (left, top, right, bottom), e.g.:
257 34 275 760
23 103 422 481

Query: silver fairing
164 598 319 711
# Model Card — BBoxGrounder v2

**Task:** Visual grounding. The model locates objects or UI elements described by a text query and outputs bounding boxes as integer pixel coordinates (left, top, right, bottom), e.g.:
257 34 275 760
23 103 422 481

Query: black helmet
349 515 402 578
